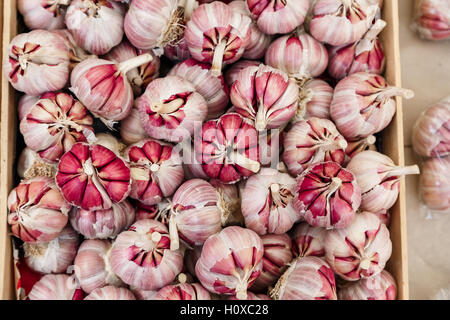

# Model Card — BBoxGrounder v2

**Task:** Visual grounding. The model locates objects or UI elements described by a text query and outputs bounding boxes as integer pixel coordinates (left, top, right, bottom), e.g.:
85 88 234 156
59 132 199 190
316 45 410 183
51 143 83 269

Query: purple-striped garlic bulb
330 73 414 140
270 256 337 300
229 0 272 59
251 233 293 292
52 29 97 70
282 117 347 176
70 54 154 125
246 0 310 35
8 177 70 243
185 2 251 76
20 92 94 164
155 283 211 300
293 79 334 122
210 179 243 227
168 59 230 120
309 0 378 46
17 147 56 179
224 60 262 86
125 139 184 206
120 104 149 145
133 199 170 222
229 292 271 300
325 212 392 281
290 223 326 258
372 209 391 226
74 239 124 293
338 270 397 300
344 135 377 164
3 30 70 95
70 200 135 239
18 0 70 30
328 19 387 80
138 75 208 143
24 226 79 274
28 274 84 300
110 219 184 290
18 94 39 121
104 39 160 96
412 97 450 158
230 64 298 131
413 0 450 41
84 286 136 300
65 0 125 55
241 168 301 235
420 156 450 211
347 150 420 212
293 162 361 229
195 226 264 300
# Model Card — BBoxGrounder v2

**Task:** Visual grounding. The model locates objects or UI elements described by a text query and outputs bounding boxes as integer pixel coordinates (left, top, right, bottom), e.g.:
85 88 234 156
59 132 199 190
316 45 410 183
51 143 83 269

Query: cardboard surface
399 1 450 300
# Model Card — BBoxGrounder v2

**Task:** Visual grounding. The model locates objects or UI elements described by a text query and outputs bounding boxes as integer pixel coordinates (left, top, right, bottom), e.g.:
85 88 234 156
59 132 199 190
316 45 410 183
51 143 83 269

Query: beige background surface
399 1 450 300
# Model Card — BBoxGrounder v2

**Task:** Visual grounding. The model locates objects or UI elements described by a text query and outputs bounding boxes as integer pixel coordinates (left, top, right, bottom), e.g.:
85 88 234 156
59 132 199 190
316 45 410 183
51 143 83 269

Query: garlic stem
376 86 415 101
321 139 348 152
328 177 342 195
359 258 371 270
182 0 198 21
150 163 160 172
151 232 162 243
270 258 298 300
229 151 260 173
211 39 227 77
254 106 267 131
270 183 285 207
386 165 420 178
118 53 153 75
150 98 184 114
366 135 376 146
169 213 180 251
178 273 188 284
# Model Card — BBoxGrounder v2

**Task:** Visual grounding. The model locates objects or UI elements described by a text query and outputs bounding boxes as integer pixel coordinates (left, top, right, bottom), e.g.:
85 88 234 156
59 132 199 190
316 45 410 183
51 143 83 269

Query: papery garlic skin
55 142 132 211
246 0 310 35
110 219 184 290
84 286 136 300
270 256 337 300
3 30 70 96
324 212 392 281
338 270 397 300
330 73 414 140
18 0 69 30
290 223 326 258
28 274 84 300
138 75 208 143
412 97 450 157
413 0 450 40
228 292 271 300
230 64 298 131
195 226 264 299
420 156 450 211
24 226 79 274
155 283 211 300
17 147 56 179
70 200 135 239
164 37 192 61
309 0 378 46
74 239 124 293
8 177 70 243
210 179 243 227
224 60 262 87
120 104 149 145
20 92 94 164
18 94 39 121
344 135 377 163
282 117 347 176
251 233 293 292
241 168 301 235
293 79 334 122
65 0 125 55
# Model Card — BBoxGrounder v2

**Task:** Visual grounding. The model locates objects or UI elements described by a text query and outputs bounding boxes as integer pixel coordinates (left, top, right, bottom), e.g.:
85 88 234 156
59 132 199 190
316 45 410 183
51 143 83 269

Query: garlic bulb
120 104 149 145
94 133 126 155
28 274 84 300
210 179 243 227
413 0 450 40
155 283 211 300
338 270 397 300
17 147 56 179
420 156 450 211
293 79 334 122
224 60 262 86
18 94 39 121
164 36 192 61
290 223 326 258
18 0 70 30
84 286 136 300
344 135 377 163
52 29 97 70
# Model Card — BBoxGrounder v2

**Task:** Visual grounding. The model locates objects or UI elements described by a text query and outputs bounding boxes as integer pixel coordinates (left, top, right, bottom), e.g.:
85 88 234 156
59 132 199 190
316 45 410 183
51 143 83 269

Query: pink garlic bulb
230 64 298 131
133 199 170 222
309 0 378 46
328 19 387 80
293 162 361 229
104 40 160 96
65 0 125 55
412 97 450 157
185 2 251 76
18 0 70 30
413 0 450 40
210 179 243 227
330 73 414 140
168 59 230 120
338 270 397 300
265 29 328 83
3 30 70 96
270 256 337 300
246 0 310 35
138 75 208 143
24 226 79 274
164 38 192 61
241 168 301 235
420 156 450 211
120 104 149 145
258 129 283 167
195 113 261 184
372 209 391 226
290 223 326 258
182 143 210 180
155 283 211 300
84 286 136 300
55 142 132 211
17 147 56 179
94 133 126 155
110 219 184 290
325 212 392 281
282 117 347 176
345 135 377 162
195 226 264 299
28 274 84 300
229 292 271 300
70 54 154 124
70 200 135 239
8 177 70 243
20 92 94 164
293 79 334 122
74 239 124 293
347 150 420 212
224 60 262 86
125 139 184 206
251 233 293 292
18 94 39 121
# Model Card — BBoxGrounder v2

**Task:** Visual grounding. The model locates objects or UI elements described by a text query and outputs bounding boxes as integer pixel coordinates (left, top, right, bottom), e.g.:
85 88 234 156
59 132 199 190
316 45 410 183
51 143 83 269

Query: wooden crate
0 0 409 299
